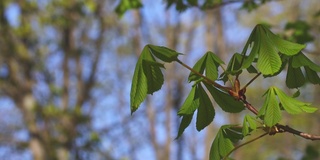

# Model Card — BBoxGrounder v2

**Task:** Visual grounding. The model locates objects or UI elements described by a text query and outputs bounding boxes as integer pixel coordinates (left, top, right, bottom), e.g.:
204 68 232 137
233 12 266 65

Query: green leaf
305 67 320 84
204 84 244 113
115 0 142 16
178 86 199 115
210 125 243 160
242 115 257 136
148 45 180 62
189 52 223 82
257 30 282 75
266 27 306 55
286 60 306 88
142 59 164 94
206 52 224 80
188 55 207 82
292 52 320 71
176 114 193 139
130 46 165 114
292 89 300 98
241 24 305 76
209 134 221 160
130 56 148 113
262 88 282 127
196 84 215 131
274 87 318 114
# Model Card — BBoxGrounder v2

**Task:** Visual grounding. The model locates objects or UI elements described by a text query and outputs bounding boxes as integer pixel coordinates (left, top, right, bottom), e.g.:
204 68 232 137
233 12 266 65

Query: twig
242 72 261 90
223 132 268 160
276 124 320 140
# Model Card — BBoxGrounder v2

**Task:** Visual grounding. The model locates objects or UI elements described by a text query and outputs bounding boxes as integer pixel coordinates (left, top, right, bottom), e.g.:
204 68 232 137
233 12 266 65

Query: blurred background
0 0 320 160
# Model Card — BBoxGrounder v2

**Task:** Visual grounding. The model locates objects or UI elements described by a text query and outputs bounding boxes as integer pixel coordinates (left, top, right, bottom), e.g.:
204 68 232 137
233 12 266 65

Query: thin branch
223 132 268 160
241 72 261 90
276 124 320 140
176 59 231 92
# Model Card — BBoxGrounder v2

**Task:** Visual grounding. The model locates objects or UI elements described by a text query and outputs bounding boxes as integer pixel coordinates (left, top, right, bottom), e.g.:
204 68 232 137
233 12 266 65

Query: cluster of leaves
115 0 271 15
130 24 319 160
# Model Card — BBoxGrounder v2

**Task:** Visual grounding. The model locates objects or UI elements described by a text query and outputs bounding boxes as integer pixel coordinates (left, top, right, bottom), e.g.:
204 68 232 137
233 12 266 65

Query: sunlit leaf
242 115 257 136
274 87 318 114
257 30 281 75
206 52 224 80
263 88 281 127
292 52 320 71
196 84 215 131
241 24 305 76
142 59 164 94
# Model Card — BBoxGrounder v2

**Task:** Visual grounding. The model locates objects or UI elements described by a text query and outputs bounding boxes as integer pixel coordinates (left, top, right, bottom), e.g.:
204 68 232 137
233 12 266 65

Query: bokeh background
0 0 320 160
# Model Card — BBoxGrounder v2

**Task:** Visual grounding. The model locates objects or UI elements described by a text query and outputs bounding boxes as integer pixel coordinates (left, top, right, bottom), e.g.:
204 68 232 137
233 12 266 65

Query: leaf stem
176 59 231 92
242 72 261 90
222 132 268 160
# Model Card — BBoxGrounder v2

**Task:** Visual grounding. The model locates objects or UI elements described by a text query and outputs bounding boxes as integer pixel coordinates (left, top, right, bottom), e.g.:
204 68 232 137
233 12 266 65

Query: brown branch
276 124 320 140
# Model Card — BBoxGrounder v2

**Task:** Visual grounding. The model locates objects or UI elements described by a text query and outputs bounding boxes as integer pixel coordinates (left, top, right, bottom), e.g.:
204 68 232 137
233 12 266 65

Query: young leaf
178 86 199 115
242 115 257 136
210 125 243 160
256 30 282 75
265 26 306 55
189 52 223 82
305 67 320 84
206 52 224 80
188 54 207 82
292 52 320 71
274 87 318 114
176 114 194 139
196 84 215 131
142 59 164 94
148 45 180 62
204 83 244 113
241 24 305 76
130 59 148 113
286 60 306 88
262 88 282 127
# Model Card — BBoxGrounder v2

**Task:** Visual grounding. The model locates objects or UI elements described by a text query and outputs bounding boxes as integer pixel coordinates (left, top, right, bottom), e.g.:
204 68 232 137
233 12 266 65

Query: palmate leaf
285 52 320 88
220 53 257 82
130 49 151 113
130 45 181 114
286 59 306 88
262 88 281 127
178 86 199 115
189 52 224 82
148 45 181 62
241 24 305 76
210 125 243 160
242 115 257 136
176 86 199 139
274 87 318 114
204 83 244 113
259 87 317 126
196 84 215 131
